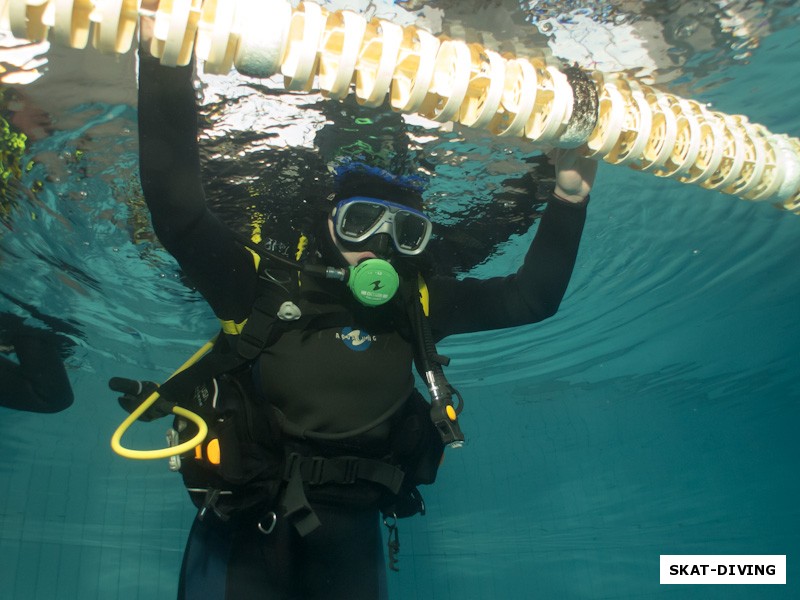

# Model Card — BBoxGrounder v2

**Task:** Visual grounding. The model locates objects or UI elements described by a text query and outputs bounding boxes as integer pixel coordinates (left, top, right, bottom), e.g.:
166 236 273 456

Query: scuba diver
0 309 75 414
125 6 597 599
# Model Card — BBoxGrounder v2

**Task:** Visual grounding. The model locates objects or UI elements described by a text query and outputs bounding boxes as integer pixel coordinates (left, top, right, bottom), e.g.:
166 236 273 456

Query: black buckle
342 457 359 484
308 456 326 485
284 454 362 486
283 452 300 481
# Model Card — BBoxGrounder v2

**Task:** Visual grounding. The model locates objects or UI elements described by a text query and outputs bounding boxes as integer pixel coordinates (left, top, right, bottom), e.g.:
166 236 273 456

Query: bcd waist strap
282 452 405 537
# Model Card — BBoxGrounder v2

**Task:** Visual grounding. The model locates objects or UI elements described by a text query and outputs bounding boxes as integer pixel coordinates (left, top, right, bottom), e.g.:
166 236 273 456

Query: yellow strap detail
248 248 261 270
418 275 430 317
249 213 264 269
220 319 247 335
295 234 308 261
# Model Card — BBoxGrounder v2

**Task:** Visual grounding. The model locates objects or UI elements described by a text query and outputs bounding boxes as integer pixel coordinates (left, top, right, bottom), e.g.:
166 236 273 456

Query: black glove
108 377 174 421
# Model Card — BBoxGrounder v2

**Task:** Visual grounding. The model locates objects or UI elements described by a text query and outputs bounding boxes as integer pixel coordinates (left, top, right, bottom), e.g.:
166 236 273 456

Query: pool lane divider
4 0 799 212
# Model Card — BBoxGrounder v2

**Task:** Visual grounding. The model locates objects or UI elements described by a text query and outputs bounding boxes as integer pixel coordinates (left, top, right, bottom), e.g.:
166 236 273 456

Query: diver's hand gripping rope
3 0 799 211
110 337 214 460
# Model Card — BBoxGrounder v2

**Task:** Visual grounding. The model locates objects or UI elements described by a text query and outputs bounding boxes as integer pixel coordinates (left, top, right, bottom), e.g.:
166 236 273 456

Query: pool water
1 1 798 599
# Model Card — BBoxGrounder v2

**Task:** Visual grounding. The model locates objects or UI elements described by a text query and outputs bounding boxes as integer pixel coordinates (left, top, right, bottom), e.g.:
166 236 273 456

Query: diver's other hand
108 377 170 421
549 148 597 203
138 0 159 56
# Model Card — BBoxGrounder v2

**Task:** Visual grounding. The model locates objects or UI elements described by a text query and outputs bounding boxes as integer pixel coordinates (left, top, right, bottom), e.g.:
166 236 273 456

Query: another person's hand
549 148 598 203
138 0 159 55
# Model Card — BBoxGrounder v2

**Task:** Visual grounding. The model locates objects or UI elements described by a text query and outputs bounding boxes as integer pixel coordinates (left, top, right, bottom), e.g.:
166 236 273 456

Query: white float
4 0 799 210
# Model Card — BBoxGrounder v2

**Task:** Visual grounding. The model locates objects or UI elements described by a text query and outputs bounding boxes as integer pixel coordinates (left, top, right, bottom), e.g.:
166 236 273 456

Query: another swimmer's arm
0 328 73 413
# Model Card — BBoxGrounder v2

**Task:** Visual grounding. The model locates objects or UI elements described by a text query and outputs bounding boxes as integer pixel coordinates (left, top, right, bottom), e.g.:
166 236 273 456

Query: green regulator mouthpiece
348 258 400 306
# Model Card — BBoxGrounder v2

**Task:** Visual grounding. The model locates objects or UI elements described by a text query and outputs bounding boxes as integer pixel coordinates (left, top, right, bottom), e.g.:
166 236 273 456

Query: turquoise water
1 1 799 599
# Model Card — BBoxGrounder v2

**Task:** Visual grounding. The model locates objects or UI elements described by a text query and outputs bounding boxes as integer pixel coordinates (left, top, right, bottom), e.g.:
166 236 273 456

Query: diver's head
324 163 431 267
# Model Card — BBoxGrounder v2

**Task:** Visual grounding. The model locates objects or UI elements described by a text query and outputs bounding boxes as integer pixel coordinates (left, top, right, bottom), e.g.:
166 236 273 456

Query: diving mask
332 197 433 256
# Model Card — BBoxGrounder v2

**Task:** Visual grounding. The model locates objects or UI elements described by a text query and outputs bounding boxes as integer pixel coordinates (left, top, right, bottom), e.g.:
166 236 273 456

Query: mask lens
394 211 429 252
339 202 385 239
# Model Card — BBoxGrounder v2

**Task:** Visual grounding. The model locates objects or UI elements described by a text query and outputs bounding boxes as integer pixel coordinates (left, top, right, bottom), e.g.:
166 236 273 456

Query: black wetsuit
138 54 588 600
0 314 74 413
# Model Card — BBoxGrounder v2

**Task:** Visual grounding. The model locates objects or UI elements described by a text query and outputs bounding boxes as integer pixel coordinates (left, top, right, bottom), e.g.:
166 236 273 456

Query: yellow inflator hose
110 337 216 460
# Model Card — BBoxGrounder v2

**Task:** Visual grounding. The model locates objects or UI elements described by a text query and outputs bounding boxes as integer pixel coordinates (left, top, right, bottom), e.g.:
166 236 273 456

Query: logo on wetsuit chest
337 327 376 351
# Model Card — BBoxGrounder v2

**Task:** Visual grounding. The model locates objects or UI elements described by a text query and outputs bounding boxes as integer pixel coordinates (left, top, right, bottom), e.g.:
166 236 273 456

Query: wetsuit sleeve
137 53 256 322
427 194 588 340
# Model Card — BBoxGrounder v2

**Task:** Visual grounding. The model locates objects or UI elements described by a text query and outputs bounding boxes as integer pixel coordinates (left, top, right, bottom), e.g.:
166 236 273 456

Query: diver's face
328 217 391 266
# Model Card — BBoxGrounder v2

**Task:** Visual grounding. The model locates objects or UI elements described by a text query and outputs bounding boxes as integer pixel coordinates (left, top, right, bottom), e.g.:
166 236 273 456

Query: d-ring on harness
257 511 277 535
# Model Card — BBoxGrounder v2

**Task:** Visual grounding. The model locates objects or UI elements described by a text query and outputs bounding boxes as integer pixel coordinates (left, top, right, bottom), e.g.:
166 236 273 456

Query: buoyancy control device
110 236 465 538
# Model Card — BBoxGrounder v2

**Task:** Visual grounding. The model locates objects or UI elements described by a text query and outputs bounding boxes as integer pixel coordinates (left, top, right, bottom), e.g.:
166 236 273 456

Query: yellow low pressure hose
110 337 216 460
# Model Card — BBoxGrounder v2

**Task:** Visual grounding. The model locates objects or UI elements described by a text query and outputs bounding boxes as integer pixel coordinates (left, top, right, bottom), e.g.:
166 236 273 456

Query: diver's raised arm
136 10 206 243
427 151 595 339
134 6 259 323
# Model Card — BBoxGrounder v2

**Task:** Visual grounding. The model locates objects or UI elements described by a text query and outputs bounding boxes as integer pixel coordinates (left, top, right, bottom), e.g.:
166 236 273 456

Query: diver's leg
226 511 301 599
177 504 387 599
300 503 388 600
178 514 235 600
